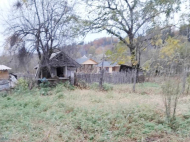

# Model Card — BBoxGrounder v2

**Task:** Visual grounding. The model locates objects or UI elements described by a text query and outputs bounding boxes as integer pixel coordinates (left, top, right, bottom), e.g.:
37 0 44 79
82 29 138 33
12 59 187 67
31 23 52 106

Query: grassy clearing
1 82 190 141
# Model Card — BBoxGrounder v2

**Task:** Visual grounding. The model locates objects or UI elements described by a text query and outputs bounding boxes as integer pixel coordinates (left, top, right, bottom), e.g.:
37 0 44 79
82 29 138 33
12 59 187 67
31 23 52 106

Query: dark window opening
57 67 64 77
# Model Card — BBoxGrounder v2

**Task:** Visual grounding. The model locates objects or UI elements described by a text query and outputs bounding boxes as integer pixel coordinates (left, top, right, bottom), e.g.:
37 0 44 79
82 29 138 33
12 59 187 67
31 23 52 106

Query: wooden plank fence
75 72 145 85
0 80 10 91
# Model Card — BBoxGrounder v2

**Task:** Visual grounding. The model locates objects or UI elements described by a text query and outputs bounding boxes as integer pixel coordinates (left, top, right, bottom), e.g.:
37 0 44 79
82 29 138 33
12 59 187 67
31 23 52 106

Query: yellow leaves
151 35 162 46
143 48 147 51
125 37 130 44
142 61 151 71
130 54 138 66
105 41 131 64
160 37 182 59
116 46 126 53
118 60 125 64
105 50 112 56
132 60 139 66
155 39 162 46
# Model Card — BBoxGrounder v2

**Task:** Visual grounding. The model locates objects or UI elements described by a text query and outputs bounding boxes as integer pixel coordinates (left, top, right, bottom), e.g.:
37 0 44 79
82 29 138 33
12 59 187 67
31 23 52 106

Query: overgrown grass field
1 82 190 141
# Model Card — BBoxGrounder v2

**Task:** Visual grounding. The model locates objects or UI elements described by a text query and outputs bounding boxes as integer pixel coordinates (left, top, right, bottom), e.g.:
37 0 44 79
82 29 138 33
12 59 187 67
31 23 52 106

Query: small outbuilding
119 64 133 73
35 51 80 84
0 65 12 91
0 65 12 80
97 61 120 73
119 64 145 82
76 55 98 73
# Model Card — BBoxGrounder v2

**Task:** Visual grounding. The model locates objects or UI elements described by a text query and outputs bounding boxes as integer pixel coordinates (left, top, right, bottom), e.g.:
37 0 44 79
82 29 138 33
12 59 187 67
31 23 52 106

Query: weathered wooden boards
75 72 145 84
0 80 10 91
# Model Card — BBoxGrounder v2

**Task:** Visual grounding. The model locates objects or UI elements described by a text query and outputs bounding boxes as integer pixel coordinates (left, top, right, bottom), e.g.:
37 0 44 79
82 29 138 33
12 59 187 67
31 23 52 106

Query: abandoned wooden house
35 51 80 83
97 61 120 73
76 55 98 73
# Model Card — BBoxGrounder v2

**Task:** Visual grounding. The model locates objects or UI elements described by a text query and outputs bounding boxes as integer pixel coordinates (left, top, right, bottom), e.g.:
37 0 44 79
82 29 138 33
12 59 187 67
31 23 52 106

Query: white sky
0 0 13 54
0 0 188 55
0 0 109 55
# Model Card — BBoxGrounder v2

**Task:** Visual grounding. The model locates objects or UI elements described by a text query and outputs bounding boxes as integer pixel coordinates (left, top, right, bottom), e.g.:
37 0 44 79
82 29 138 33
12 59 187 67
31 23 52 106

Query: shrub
16 78 29 91
90 82 99 90
186 75 190 94
76 80 89 89
54 83 66 94
90 83 113 91
161 79 180 125
57 93 65 99
63 81 75 90
39 87 51 96
39 81 51 96
0 92 8 97
103 83 113 91
39 81 50 88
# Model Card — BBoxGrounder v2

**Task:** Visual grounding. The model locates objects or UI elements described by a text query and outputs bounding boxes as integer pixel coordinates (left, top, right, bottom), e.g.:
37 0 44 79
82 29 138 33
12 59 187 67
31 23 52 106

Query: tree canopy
84 0 181 67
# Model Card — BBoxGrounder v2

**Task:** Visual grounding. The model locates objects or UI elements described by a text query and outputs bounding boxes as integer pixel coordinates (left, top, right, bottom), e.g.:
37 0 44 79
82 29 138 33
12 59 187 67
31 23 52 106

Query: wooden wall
0 70 9 80
83 59 98 65
77 64 97 73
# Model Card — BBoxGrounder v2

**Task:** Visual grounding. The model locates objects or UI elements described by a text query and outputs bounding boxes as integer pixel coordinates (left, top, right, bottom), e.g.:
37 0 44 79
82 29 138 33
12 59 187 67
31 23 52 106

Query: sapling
162 78 180 125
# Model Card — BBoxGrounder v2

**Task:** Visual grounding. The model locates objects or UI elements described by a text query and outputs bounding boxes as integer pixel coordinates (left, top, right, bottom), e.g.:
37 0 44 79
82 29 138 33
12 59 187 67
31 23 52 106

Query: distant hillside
0 37 119 74
62 37 119 60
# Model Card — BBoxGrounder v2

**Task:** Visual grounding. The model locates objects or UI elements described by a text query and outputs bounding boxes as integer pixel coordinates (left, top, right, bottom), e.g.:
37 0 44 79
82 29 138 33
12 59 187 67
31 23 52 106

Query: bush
16 78 29 91
63 81 75 90
39 81 50 88
161 79 180 125
103 83 113 91
39 87 51 96
0 91 8 97
54 83 66 94
90 82 99 90
76 80 89 89
39 81 51 96
90 83 113 91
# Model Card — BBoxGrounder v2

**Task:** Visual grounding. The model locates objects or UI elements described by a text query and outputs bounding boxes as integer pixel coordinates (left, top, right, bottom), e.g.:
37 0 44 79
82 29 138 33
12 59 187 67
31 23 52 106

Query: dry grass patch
1 82 190 141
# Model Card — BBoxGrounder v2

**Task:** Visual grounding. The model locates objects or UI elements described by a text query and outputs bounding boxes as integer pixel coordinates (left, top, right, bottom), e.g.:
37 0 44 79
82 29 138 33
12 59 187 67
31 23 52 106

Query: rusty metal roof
0 65 12 70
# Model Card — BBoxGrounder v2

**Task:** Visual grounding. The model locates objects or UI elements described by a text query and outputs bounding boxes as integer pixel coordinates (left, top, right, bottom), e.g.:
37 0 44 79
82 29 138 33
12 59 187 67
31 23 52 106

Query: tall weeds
162 79 180 125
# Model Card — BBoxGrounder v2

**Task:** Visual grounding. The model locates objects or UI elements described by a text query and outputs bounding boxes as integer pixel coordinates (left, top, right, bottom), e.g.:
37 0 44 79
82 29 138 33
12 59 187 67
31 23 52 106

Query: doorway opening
57 67 64 77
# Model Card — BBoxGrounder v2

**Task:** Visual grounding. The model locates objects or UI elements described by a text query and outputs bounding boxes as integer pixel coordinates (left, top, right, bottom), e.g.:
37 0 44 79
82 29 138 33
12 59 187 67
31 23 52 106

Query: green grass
0 83 190 141
138 82 160 88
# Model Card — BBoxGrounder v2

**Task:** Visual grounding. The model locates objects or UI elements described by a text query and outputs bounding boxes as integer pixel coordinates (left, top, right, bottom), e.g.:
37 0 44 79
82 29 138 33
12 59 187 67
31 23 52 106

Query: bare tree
4 0 80 78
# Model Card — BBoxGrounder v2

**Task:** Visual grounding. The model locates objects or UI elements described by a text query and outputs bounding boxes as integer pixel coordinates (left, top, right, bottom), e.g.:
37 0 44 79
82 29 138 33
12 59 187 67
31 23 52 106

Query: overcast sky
0 0 13 54
0 0 188 55
0 0 110 55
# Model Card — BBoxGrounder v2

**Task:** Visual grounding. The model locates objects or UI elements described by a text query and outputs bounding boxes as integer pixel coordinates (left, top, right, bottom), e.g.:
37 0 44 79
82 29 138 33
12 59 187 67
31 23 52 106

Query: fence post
74 73 77 86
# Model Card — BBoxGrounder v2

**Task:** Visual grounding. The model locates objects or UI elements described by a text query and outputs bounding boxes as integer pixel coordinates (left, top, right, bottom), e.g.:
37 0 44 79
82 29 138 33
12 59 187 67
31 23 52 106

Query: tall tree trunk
45 56 54 78
182 67 187 94
130 48 137 92
99 54 105 90
133 68 137 92
130 48 136 67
